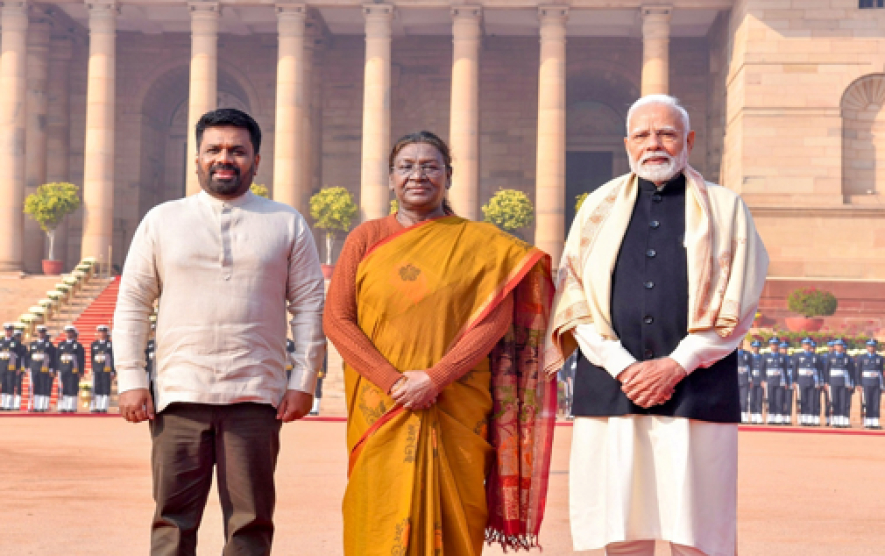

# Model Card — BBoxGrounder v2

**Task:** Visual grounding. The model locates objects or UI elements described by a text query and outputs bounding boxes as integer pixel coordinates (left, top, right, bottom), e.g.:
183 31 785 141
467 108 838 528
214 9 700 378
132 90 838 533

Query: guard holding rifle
91 325 115 413
793 338 824 426
29 325 56 412
856 339 883 430
762 337 788 425
57 325 86 413
0 323 20 410
748 340 765 424
12 326 27 411
825 339 855 428
737 341 752 423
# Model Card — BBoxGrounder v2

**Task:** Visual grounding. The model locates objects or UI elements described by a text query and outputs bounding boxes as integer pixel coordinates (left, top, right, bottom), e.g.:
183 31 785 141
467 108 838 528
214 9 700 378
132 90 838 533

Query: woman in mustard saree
324 131 562 556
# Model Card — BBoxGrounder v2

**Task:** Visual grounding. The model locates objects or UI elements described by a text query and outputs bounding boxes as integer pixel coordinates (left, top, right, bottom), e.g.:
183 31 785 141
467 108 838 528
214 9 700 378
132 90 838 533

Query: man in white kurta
549 95 768 556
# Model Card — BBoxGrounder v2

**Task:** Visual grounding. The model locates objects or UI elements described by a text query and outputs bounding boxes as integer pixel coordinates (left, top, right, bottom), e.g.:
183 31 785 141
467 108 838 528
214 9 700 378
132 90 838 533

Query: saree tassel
485 529 543 552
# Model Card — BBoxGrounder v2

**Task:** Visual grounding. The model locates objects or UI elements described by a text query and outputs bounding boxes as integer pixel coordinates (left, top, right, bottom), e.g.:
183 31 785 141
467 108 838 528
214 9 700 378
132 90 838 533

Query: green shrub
787 287 838 317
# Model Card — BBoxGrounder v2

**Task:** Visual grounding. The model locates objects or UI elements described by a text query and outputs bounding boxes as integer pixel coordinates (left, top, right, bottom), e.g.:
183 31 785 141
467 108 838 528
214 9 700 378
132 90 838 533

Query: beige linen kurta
113 190 326 412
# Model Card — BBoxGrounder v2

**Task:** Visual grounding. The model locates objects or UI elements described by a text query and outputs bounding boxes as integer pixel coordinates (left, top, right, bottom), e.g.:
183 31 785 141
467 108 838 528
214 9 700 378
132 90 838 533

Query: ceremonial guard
12 327 27 411
825 339 855 428
737 341 752 423
310 353 326 416
285 338 295 382
0 324 20 410
91 325 115 413
762 337 789 424
56 326 86 413
748 340 765 424
856 339 884 429
793 338 824 426
780 341 795 424
29 325 56 412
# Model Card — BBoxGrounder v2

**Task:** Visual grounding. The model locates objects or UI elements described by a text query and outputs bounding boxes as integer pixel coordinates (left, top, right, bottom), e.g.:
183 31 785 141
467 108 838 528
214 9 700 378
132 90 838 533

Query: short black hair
195 108 262 154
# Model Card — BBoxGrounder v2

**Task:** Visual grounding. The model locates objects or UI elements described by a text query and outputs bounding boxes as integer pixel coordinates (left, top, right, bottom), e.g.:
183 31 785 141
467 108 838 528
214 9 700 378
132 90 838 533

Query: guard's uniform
29 337 56 412
12 332 27 410
0 335 20 410
56 339 85 413
792 347 824 426
762 345 789 424
748 347 765 424
825 350 855 428
91 338 115 413
856 347 884 429
780 344 795 424
737 348 752 423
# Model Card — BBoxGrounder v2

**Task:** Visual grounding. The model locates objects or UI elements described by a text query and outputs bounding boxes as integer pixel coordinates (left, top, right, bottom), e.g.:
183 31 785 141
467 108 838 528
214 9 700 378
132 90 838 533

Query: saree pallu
343 216 561 556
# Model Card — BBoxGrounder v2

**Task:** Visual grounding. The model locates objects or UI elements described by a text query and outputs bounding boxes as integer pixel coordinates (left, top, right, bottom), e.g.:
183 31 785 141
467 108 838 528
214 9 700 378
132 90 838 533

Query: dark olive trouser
149 402 281 556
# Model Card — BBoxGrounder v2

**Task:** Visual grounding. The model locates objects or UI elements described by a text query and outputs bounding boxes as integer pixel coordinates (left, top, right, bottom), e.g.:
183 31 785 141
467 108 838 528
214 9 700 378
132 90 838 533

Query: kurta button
644 281 654 289
650 220 660 229
652 194 662 202
646 249 656 258
644 315 654 324
644 349 654 359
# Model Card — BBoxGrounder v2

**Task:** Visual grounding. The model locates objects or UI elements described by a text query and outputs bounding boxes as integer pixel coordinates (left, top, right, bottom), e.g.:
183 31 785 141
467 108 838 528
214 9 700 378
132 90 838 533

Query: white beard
629 148 689 184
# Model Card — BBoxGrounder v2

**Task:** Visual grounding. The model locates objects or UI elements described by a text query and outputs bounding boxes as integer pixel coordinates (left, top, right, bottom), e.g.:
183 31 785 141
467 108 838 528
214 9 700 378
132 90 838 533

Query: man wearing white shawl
548 95 768 556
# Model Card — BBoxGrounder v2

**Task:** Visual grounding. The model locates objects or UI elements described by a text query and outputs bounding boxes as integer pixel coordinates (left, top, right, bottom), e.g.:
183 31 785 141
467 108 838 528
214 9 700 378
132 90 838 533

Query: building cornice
750 205 885 219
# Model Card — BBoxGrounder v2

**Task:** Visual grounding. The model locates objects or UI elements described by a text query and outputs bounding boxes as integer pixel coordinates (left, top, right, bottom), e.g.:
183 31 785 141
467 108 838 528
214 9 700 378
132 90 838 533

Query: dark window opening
860 0 885 8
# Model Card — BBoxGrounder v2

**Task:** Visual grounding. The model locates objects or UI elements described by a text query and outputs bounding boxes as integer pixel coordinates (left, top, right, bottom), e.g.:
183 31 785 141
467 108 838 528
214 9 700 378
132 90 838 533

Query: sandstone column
272 3 307 212
535 7 568 267
448 7 481 220
24 15 52 273
300 21 316 214
185 1 219 197
641 5 672 96
47 36 73 269
0 2 29 272
80 2 117 264
360 3 393 221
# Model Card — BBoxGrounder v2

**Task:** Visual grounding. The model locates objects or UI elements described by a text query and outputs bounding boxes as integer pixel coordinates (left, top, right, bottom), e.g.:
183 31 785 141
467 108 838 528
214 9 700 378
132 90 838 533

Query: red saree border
347 405 406 477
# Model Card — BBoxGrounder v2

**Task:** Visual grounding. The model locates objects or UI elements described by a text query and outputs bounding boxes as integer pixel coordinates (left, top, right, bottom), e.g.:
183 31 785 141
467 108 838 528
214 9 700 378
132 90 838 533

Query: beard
629 148 688 184
197 162 253 196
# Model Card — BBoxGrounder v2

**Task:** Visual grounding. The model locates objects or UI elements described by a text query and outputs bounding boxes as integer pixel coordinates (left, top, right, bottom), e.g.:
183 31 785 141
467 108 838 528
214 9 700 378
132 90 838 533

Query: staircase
17 277 120 412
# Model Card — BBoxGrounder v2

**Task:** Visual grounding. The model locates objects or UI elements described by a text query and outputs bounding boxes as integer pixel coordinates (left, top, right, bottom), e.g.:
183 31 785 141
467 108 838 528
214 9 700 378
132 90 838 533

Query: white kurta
570 416 738 556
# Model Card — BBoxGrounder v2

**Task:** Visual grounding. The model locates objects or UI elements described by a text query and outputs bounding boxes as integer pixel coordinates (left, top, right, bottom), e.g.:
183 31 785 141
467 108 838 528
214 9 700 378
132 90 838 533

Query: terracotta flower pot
42 259 63 275
784 317 824 333
321 264 334 279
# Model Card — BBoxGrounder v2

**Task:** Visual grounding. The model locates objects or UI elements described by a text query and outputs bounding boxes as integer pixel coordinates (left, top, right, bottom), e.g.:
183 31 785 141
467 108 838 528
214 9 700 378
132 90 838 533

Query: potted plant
481 189 535 239
785 287 838 332
309 187 358 279
23 182 81 275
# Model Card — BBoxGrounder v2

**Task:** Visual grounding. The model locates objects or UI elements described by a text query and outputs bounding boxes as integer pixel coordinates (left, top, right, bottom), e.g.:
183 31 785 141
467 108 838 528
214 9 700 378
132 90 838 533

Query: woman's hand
390 371 438 410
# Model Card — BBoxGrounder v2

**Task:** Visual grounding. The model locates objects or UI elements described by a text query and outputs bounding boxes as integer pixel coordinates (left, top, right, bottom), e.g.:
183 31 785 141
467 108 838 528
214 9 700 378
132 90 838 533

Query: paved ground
1 416 883 556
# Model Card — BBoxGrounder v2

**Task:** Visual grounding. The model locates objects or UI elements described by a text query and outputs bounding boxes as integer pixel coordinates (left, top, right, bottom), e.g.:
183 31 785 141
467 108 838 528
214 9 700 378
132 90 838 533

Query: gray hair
626 94 691 134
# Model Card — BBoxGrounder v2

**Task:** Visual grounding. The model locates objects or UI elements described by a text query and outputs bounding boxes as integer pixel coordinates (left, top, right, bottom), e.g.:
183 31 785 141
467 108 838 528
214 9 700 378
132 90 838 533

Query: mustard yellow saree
343 216 560 555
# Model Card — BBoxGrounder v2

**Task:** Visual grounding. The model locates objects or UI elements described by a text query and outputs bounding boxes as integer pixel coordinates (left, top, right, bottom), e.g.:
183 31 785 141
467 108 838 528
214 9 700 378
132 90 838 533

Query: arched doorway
842 73 885 199
138 66 253 219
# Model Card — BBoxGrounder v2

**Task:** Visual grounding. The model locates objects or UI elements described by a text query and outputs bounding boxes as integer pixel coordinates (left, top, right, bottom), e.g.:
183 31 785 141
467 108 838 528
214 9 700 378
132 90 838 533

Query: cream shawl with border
545 166 769 371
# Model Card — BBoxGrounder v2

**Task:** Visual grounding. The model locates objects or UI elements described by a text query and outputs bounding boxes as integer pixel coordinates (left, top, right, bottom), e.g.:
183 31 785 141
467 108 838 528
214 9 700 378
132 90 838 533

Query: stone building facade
1 0 884 285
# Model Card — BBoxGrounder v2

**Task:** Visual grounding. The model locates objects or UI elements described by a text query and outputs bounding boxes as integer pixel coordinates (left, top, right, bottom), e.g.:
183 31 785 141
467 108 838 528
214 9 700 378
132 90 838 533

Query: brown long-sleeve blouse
323 215 513 394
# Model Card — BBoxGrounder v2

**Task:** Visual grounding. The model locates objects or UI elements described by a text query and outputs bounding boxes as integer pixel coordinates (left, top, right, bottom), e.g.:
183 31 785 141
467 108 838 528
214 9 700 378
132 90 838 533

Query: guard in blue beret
747 340 765 423
28 325 56 412
762 337 789 424
737 341 752 423
855 339 883 429
57 326 85 413
780 341 795 424
820 341 836 425
90 325 115 413
793 338 824 426
0 323 20 411
825 339 855 428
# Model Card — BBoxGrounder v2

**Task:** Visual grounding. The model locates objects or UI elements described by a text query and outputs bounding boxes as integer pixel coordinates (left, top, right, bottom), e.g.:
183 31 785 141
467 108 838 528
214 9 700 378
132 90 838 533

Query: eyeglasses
392 163 446 178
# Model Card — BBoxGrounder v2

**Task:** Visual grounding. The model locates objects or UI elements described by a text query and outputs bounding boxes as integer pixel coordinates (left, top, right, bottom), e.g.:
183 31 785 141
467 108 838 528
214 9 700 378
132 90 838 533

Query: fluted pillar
534 7 567 267
80 2 117 264
0 2 29 272
641 5 672 96
448 7 481 220
47 36 73 268
301 19 316 213
272 3 308 212
24 15 52 272
360 3 393 222
185 1 219 197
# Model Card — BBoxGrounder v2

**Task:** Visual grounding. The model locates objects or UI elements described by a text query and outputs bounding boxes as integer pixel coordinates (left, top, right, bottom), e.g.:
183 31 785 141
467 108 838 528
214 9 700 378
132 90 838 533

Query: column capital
363 3 394 20
451 6 481 19
85 1 118 14
275 3 306 18
1 2 29 33
641 5 673 21
538 6 568 21
189 1 220 16
1 1 28 11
